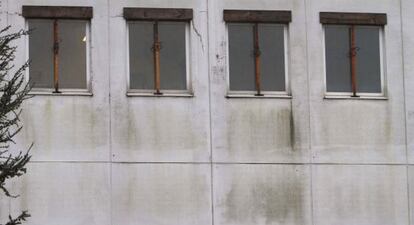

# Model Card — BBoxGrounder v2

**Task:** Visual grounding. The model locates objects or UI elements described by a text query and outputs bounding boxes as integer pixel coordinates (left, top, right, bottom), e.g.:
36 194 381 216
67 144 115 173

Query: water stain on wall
123 165 210 223
316 101 399 152
227 106 295 157
124 100 207 158
221 166 307 225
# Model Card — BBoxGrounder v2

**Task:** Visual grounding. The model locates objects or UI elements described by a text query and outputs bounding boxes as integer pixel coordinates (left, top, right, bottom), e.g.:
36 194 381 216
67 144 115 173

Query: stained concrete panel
214 164 312 225
0 148 10 225
401 0 414 163
7 1 111 162
306 0 406 164
0 196 9 223
0 1 7 29
407 166 414 225
209 0 310 163
109 0 211 162
8 163 111 225
112 164 212 225
313 165 409 225
14 97 111 161
212 101 305 163
311 101 406 163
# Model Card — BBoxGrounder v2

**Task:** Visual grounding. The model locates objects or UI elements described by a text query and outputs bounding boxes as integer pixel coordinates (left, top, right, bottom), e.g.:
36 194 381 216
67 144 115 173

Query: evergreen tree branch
0 26 32 225
1 211 31 225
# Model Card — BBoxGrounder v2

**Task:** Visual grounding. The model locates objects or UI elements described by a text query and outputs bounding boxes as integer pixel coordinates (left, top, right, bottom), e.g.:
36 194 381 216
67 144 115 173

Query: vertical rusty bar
253 23 262 96
350 25 358 97
53 19 60 93
153 21 162 95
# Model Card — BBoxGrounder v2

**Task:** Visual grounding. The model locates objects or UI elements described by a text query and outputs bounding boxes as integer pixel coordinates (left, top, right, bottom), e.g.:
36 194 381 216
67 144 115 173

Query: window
124 8 193 96
321 12 387 97
23 6 93 94
224 10 291 97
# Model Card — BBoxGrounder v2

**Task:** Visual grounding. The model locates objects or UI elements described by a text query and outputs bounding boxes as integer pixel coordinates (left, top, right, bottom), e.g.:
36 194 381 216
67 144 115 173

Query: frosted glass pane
129 22 154 90
58 20 87 89
228 23 255 91
159 22 187 90
325 25 352 92
355 26 382 93
259 24 286 92
28 20 54 89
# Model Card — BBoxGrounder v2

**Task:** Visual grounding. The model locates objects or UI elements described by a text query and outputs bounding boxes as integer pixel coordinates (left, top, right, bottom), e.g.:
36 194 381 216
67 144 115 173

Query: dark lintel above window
22 6 93 19
223 10 292 24
320 12 387 25
123 8 193 21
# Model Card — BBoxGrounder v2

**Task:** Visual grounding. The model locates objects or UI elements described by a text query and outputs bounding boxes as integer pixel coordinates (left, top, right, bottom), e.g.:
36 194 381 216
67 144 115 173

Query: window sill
29 91 93 97
324 95 388 100
126 92 194 98
226 94 292 99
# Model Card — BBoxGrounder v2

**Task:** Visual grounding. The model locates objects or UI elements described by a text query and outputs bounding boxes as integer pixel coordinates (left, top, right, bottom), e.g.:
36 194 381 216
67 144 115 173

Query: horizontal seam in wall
25 161 414 166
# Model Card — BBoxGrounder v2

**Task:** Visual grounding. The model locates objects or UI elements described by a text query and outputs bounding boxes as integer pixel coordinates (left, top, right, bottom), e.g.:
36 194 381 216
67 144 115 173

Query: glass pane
355 26 382 93
58 20 87 89
259 24 286 92
129 22 154 90
159 22 187 90
228 23 255 91
325 25 352 92
28 20 54 89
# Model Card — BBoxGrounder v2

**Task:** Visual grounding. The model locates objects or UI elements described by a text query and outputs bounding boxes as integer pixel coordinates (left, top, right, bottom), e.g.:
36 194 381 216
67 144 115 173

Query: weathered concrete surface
408 166 414 225
8 0 111 162
307 0 406 164
112 164 212 225
313 165 409 225
0 0 7 29
209 0 311 163
214 165 312 225
109 0 211 163
0 195 9 223
401 0 414 164
1 0 413 225
9 163 111 225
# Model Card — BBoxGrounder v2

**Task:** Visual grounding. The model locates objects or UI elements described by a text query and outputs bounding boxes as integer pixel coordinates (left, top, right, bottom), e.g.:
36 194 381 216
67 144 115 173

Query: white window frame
225 23 291 98
25 19 92 96
126 21 193 97
322 24 387 99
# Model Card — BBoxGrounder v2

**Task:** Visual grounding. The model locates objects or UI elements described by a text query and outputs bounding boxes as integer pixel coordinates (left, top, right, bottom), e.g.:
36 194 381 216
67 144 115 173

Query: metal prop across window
23 6 92 93
224 10 291 96
124 8 193 95
321 12 387 97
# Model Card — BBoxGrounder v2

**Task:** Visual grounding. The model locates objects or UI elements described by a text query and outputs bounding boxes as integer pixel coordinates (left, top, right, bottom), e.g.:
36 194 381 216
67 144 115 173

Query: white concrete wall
307 0 406 164
1 0 414 224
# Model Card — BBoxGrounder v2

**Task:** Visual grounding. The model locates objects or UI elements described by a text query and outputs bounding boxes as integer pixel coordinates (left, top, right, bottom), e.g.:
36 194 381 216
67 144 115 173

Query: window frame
125 21 192 97
223 10 292 98
25 18 92 96
123 7 194 97
321 12 388 99
225 23 290 98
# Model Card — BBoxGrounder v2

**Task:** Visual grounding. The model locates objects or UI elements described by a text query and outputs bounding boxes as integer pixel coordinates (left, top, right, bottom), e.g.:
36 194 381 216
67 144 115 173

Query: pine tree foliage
0 26 32 225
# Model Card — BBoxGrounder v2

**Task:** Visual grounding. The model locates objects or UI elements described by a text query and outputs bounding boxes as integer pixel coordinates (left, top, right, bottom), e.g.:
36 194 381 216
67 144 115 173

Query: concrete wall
1 0 413 224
